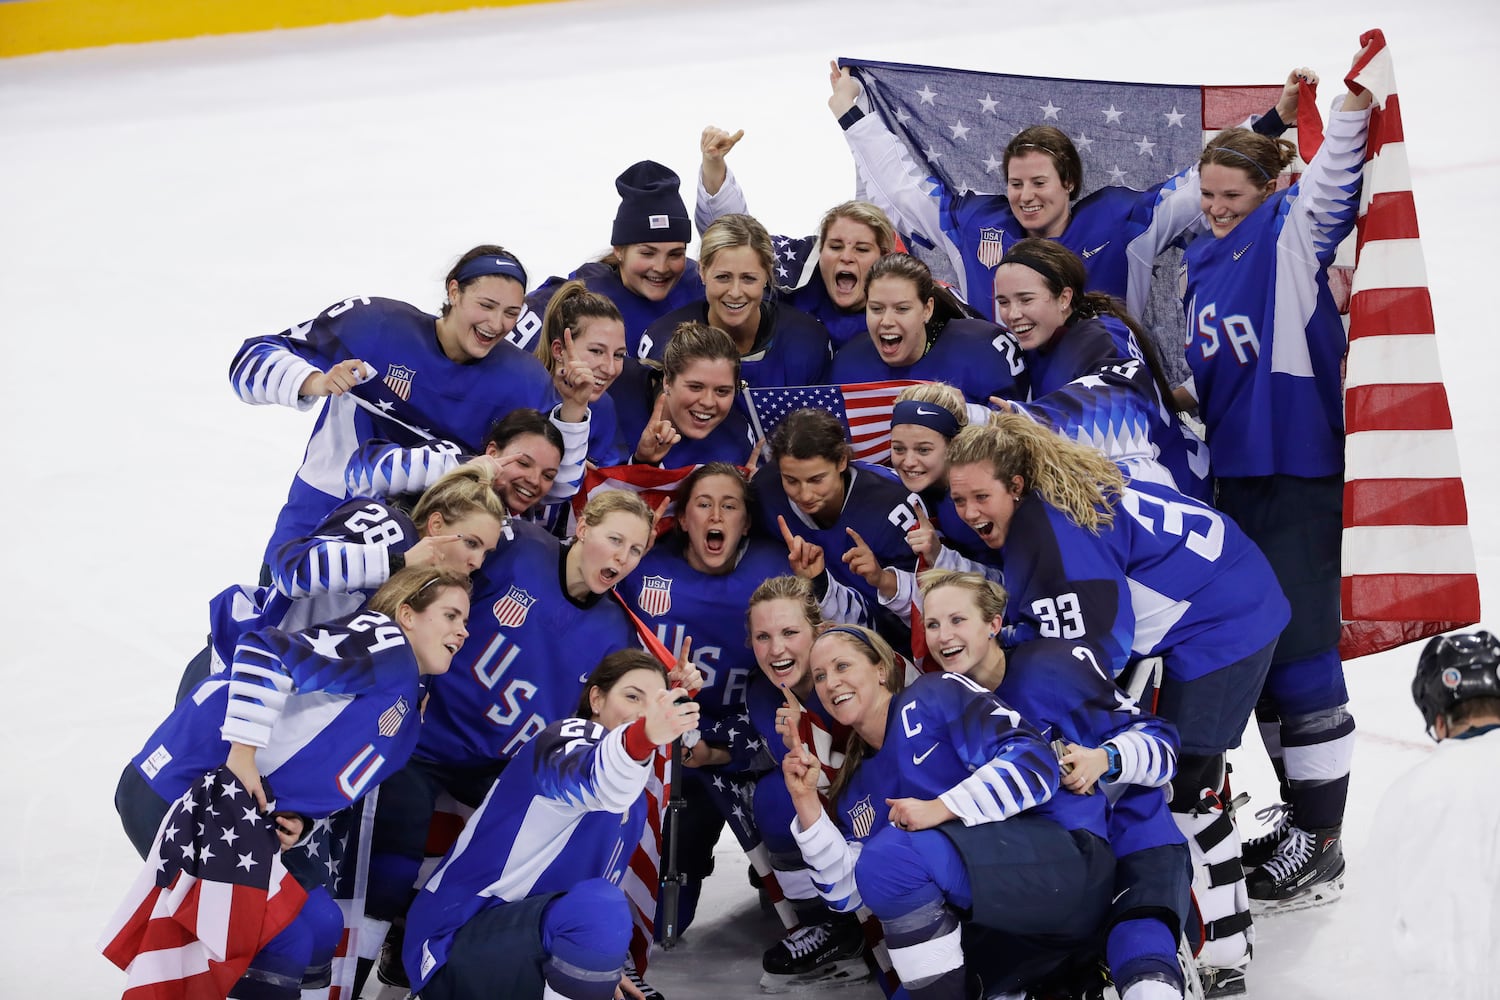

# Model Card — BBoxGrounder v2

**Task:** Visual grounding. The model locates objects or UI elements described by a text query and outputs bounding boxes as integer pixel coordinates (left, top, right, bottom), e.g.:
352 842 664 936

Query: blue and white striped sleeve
791 810 864 913
841 111 969 300
221 631 294 748
695 164 749 237
546 405 590 502
1105 716 1180 789
229 331 326 410
1284 102 1370 265
539 721 653 814
344 439 465 498
938 734 1058 827
273 531 394 599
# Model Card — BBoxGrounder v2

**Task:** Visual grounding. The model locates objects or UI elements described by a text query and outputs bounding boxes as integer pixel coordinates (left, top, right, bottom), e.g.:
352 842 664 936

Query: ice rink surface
2 0 1497 996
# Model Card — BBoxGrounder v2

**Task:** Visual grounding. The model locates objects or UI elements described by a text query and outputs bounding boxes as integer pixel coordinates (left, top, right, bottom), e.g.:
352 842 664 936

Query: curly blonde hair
946 413 1123 532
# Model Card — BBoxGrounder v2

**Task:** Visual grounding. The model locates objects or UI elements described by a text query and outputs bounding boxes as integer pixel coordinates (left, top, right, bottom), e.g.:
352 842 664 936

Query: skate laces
1260 825 1314 881
783 923 832 959
1245 802 1292 843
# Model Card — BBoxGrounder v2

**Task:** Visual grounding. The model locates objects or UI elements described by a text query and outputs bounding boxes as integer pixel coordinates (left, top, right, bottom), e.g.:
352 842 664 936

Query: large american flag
843 44 1479 659
100 768 306 1000
1334 30 1480 657
744 380 920 464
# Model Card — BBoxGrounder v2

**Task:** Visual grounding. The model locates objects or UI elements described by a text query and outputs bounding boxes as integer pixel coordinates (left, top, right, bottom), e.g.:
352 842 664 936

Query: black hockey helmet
1412 630 1500 738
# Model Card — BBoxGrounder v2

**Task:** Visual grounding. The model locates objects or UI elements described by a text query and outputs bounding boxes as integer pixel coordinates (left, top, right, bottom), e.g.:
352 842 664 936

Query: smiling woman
640 214 831 389
229 244 579 570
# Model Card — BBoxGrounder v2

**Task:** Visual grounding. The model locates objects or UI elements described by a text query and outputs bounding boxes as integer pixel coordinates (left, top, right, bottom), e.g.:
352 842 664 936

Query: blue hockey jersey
960 480 1288 682
416 520 635 766
830 317 1027 404
794 671 1065 913
230 296 554 564
404 717 652 991
134 610 427 817
1015 315 1211 502
1182 107 1368 478
205 497 420 682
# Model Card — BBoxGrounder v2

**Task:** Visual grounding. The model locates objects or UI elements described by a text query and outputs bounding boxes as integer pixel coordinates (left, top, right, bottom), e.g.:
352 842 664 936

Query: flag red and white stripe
1334 29 1480 658
100 770 307 1000
744 381 920 464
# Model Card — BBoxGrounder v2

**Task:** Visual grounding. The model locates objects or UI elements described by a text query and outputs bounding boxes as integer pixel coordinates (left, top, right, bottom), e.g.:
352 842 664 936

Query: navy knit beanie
611 160 691 246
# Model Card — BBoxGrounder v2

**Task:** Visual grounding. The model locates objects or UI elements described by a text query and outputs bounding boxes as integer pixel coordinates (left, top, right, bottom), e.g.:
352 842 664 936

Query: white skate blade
759 958 871 994
1249 873 1345 916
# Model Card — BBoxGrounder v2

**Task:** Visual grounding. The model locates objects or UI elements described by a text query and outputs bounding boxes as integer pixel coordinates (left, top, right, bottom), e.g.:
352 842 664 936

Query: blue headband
892 399 960 439
1209 146 1273 183
820 625 879 654
454 253 528 289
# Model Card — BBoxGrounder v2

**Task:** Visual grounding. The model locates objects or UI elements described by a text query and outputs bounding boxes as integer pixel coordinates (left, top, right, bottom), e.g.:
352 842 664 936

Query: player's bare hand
403 533 466 572
906 508 941 564
634 394 681 465
617 972 647 1000
226 742 267 813
782 742 822 800
885 796 956 832
700 126 744 197
1275 66 1319 121
775 682 806 754
841 527 883 588
271 812 305 851
668 636 704 694
828 61 861 117
1058 742 1109 794
778 515 825 580
554 327 597 418
644 687 700 746
744 437 768 476
300 359 371 398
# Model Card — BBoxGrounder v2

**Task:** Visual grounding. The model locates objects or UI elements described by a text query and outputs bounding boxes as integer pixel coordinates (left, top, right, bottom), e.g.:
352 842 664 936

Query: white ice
2 0 1497 996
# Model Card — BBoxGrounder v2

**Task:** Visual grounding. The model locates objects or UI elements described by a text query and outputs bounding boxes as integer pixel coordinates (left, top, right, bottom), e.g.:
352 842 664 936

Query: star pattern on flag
152 768 279 888
846 58 1208 202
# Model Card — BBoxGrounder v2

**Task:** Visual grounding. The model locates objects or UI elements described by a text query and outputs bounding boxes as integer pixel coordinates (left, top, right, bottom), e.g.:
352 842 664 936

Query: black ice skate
1246 825 1345 914
623 962 666 1000
759 917 870 993
1238 801 1293 871
372 918 410 995
1198 963 1247 998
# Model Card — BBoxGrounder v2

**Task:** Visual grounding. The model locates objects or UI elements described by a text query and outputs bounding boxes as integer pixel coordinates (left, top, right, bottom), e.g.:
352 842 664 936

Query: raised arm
695 126 750 236
829 62 970 294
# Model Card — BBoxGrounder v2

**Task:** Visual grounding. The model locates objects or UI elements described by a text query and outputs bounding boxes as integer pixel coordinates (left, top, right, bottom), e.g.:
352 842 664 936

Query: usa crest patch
638 575 672 617
378 697 409 737
383 364 416 401
491 586 536 628
848 795 876 839
977 227 1005 269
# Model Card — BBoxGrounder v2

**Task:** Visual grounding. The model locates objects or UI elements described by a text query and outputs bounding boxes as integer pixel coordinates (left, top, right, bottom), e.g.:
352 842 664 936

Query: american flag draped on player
100 768 306 999
841 45 1479 659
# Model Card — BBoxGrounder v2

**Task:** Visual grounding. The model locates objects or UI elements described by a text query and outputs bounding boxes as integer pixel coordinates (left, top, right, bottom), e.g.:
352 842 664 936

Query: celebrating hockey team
94 26 1490 1000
